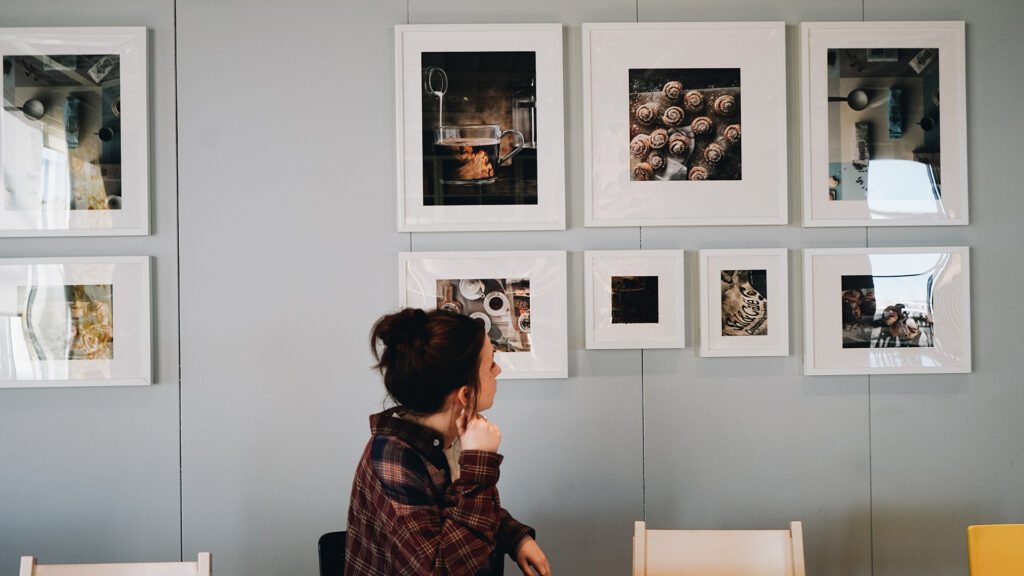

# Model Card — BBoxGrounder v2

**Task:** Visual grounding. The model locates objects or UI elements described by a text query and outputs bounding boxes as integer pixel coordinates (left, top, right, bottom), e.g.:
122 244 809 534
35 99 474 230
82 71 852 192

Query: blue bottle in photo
64 95 80 149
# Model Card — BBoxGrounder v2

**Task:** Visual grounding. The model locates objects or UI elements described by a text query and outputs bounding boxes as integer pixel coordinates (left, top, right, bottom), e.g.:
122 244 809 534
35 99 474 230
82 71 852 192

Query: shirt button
433 439 440 447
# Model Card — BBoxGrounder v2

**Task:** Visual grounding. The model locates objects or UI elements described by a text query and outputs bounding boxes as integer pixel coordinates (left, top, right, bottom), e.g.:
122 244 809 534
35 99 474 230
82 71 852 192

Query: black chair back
318 531 347 576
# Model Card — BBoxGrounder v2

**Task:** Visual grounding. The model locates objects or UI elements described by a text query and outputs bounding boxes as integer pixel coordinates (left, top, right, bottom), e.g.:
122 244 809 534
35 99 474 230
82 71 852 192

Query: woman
346 308 550 576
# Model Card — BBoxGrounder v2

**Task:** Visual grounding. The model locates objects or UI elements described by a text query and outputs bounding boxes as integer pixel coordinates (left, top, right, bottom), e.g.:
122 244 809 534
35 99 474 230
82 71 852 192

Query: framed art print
699 249 788 357
800 21 967 226
399 251 567 379
395 24 565 232
584 250 685 349
582 22 787 226
803 247 971 375
0 256 151 387
1 27 148 236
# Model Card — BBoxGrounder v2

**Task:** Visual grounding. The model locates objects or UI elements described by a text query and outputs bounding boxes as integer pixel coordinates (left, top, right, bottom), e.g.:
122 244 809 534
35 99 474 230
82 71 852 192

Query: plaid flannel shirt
345 408 535 576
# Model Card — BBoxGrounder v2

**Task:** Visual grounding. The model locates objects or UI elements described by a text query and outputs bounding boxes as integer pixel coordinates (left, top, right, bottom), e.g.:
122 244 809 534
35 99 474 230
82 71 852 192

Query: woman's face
475 337 501 412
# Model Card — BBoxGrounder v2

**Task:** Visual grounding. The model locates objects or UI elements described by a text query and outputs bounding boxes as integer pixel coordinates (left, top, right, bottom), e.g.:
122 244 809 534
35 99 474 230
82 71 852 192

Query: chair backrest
20 553 211 576
968 524 1024 576
633 521 805 576
318 531 347 576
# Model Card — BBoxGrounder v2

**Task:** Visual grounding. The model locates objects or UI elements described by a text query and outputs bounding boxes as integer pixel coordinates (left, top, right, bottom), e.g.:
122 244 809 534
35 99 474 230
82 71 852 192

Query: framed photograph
699 249 788 357
803 247 971 375
800 21 967 226
399 251 567 379
584 250 685 349
582 22 787 227
0 256 151 387
395 24 565 232
1 27 148 236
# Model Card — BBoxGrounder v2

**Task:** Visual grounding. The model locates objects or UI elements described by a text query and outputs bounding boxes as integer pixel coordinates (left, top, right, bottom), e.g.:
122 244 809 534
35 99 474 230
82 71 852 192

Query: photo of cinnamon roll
647 153 666 171
703 141 726 164
713 94 737 116
633 162 654 181
688 166 710 180
630 134 651 158
661 106 685 127
662 80 683 101
668 132 689 157
649 128 669 149
635 103 659 125
690 116 714 136
724 124 742 144
683 90 705 113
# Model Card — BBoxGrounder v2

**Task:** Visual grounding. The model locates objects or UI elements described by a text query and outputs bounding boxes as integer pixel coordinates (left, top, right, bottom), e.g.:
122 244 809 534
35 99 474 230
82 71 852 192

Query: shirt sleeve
374 441 505 576
496 508 536 556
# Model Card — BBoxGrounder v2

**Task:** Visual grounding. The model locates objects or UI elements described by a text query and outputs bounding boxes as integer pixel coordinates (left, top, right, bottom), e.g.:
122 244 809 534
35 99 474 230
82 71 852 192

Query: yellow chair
20 553 211 576
633 521 805 576
968 524 1024 576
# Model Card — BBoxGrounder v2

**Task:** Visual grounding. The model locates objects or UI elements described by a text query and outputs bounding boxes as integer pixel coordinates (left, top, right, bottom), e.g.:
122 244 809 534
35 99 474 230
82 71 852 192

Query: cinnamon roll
690 116 713 136
703 141 726 164
648 152 666 171
649 128 669 149
635 103 659 125
661 106 685 127
662 80 684 101
630 134 651 158
723 124 742 144
713 94 737 116
633 162 654 181
668 132 689 157
688 165 710 180
683 90 705 113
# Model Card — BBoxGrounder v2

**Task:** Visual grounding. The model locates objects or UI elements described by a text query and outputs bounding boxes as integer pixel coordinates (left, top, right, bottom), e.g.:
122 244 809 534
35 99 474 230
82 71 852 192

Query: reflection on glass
2 53 122 220
826 48 940 211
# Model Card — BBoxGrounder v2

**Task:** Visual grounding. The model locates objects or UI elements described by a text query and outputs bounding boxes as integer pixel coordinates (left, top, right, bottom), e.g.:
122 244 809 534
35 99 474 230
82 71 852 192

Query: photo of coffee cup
483 291 509 316
433 124 525 185
459 279 485 300
469 312 491 334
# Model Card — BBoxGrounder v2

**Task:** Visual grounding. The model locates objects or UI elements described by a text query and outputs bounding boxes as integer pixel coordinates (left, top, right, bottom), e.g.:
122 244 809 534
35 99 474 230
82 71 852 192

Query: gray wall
3 1 1023 576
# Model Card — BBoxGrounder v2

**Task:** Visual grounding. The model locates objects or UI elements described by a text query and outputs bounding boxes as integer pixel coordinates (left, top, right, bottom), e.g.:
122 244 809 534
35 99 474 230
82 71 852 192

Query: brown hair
370 308 486 415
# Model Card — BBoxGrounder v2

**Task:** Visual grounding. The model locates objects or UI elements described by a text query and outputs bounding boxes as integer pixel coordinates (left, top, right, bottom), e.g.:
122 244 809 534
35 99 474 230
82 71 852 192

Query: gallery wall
2 1 1023 576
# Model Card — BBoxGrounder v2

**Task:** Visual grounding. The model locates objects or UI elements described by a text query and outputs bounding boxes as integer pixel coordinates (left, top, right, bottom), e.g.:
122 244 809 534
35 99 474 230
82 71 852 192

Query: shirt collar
369 407 449 469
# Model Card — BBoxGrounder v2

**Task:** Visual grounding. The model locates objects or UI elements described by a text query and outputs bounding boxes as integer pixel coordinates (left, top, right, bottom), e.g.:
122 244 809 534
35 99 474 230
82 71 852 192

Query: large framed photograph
800 21 967 226
584 250 685 349
1 27 148 236
399 251 567 379
803 247 971 375
582 22 787 227
395 24 565 232
0 256 151 387
699 249 788 357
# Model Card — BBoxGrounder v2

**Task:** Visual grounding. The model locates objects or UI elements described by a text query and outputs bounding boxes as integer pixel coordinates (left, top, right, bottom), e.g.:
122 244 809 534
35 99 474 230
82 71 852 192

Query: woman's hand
514 537 550 576
457 410 501 452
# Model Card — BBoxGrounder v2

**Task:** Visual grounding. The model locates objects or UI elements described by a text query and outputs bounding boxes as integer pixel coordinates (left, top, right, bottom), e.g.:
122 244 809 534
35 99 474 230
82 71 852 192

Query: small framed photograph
584 250 685 349
800 21 967 226
582 22 787 226
0 256 151 387
803 247 971 375
399 251 567 379
395 24 565 232
1 27 148 236
698 249 788 357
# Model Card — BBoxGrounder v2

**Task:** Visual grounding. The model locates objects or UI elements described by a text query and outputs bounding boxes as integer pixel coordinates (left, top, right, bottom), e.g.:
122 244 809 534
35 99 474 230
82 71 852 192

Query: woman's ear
454 386 471 407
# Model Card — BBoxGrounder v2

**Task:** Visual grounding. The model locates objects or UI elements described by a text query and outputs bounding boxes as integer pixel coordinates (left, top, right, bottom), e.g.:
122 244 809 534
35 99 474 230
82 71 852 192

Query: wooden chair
20 553 211 576
968 524 1024 576
633 521 805 576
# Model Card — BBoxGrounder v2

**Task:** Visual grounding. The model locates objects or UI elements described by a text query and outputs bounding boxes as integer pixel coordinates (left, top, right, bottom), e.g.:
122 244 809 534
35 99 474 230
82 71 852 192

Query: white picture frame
395 24 566 232
0 256 151 387
584 250 685 349
803 247 971 375
699 248 789 357
399 251 567 379
800 21 968 226
582 22 787 227
1 27 149 236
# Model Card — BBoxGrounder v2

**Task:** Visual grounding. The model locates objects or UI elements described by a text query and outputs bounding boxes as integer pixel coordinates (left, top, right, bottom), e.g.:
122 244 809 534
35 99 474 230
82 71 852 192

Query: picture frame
398 251 567 379
803 247 971 375
699 248 788 357
582 22 787 227
1 27 149 236
800 21 968 226
584 250 686 349
395 24 566 232
0 256 152 387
